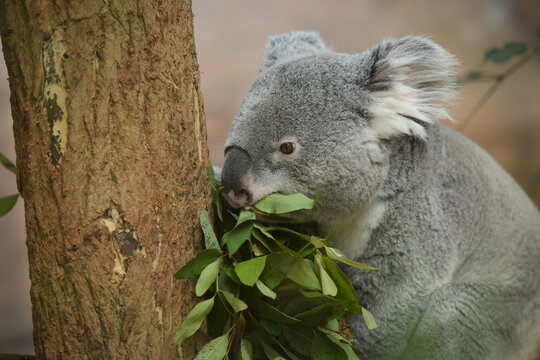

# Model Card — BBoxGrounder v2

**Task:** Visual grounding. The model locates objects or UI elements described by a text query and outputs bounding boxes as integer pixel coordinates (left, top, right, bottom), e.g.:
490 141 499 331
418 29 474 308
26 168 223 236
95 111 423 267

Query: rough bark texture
0 1 211 359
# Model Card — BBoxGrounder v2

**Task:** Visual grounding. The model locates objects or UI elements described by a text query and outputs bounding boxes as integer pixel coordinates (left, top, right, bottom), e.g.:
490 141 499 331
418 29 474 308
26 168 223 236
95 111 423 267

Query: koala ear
264 31 329 68
362 36 458 140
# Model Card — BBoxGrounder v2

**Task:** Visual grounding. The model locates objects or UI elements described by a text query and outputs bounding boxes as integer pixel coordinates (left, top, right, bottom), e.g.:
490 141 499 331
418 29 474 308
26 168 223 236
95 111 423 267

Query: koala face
223 55 388 223
222 32 456 225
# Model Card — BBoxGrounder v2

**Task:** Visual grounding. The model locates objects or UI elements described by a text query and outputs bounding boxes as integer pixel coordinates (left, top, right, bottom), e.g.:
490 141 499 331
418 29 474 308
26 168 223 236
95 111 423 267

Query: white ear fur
366 37 458 140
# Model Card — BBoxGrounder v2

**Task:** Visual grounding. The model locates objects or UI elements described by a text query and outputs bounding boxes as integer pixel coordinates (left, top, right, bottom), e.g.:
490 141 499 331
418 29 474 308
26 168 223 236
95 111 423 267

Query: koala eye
279 142 296 155
274 138 300 160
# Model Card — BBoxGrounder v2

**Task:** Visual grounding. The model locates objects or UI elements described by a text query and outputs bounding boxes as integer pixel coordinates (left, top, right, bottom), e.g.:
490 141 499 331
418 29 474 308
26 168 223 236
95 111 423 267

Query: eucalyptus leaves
174 168 376 360
0 152 18 217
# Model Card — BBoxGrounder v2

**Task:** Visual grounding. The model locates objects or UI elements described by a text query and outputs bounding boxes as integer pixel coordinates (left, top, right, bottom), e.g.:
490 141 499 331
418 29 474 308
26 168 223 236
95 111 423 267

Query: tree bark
0 1 210 359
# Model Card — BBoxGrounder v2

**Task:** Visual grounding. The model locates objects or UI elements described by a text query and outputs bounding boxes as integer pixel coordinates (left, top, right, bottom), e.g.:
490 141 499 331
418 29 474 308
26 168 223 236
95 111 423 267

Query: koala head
221 31 456 224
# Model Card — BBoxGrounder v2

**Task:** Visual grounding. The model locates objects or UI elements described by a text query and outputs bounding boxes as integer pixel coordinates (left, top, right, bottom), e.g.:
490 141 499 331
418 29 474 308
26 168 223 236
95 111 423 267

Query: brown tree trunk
0 1 210 359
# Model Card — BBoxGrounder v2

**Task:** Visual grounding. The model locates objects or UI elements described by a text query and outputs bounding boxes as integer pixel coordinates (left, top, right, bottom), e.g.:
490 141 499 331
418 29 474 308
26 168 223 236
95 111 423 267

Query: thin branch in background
458 46 540 131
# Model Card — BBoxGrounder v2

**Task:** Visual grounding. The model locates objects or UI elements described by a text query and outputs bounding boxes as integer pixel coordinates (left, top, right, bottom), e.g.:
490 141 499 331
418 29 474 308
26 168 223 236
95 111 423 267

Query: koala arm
348 280 534 360
397 282 535 360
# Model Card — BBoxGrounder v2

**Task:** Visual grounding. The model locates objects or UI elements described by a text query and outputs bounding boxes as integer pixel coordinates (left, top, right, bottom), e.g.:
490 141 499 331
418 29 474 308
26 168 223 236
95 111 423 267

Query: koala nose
222 147 253 208
224 188 250 208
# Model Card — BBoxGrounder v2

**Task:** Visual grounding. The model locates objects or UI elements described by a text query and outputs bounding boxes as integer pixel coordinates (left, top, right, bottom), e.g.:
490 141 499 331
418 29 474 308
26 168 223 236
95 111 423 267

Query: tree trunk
0 1 210 359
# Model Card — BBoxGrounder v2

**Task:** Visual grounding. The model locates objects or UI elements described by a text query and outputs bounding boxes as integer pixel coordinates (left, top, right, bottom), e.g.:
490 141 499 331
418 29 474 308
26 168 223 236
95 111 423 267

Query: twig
458 46 540 131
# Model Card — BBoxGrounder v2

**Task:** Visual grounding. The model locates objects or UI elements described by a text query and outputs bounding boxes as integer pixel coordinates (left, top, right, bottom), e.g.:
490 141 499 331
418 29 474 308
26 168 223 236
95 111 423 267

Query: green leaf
240 338 253 360
174 249 220 279
322 256 361 315
217 274 240 300
194 334 229 360
175 297 215 345
279 290 327 315
211 188 224 224
196 260 220 296
245 290 300 324
459 71 485 83
235 256 267 286
251 229 280 254
274 349 299 360
222 264 242 285
256 280 276 299
311 331 348 360
324 318 339 331
220 290 248 312
253 224 276 240
310 236 325 249
263 226 311 241
259 252 292 289
216 195 224 223
0 194 18 217
361 306 379 330
209 293 233 336
325 247 376 269
200 210 221 250
527 170 540 184
315 255 338 296
0 153 17 174
254 193 315 214
220 232 229 248
260 319 281 336
209 163 225 224
295 302 346 327
287 255 321 290
237 209 256 224
227 221 254 255
485 42 528 64
298 244 316 258
228 210 239 221
261 341 283 360
317 263 334 292
320 330 360 360
282 325 313 356
210 183 224 223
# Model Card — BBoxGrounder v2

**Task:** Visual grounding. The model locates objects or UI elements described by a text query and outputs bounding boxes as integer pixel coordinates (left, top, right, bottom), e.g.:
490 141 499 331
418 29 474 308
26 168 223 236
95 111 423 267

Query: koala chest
319 196 387 260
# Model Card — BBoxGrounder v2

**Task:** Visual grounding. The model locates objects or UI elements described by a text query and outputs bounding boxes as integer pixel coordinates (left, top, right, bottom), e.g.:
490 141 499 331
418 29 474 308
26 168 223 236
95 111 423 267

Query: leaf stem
297 240 314 257
458 46 540 131
319 326 349 335
226 322 238 354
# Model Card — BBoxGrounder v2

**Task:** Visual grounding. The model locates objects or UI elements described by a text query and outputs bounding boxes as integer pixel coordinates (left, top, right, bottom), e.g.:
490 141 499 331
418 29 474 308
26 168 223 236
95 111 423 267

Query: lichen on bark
42 28 68 167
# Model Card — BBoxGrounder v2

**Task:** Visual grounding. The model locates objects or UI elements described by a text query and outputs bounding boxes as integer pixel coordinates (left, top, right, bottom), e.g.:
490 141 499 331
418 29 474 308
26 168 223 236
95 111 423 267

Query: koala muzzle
222 147 252 208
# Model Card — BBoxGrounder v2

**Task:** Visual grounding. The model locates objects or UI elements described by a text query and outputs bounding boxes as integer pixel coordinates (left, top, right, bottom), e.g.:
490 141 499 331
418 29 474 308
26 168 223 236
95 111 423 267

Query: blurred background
1 0 539 354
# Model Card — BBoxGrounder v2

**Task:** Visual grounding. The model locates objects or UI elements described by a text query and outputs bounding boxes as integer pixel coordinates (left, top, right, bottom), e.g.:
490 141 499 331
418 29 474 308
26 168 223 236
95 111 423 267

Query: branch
458 46 540 131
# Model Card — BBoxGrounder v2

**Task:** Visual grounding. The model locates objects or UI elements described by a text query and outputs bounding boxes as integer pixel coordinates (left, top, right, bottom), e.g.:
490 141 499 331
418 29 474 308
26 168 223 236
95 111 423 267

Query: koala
220 32 540 359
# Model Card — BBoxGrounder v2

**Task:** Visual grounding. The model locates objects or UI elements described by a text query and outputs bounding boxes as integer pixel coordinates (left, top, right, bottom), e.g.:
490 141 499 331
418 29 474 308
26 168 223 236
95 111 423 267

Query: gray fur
222 32 540 359
264 31 329 68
